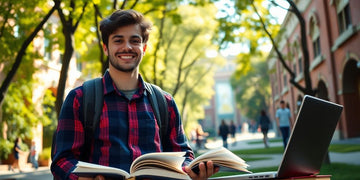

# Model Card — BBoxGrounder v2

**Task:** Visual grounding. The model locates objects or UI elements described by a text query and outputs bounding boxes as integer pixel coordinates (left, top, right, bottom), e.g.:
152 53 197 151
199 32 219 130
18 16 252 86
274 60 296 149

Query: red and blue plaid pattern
51 71 194 179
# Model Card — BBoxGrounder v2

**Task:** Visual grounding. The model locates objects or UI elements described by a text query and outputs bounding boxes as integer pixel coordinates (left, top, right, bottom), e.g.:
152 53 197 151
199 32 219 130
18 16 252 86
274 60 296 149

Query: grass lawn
232 143 360 156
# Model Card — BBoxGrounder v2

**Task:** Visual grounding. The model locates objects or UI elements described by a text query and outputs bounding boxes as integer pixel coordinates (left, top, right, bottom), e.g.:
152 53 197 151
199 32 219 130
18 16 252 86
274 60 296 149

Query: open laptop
210 95 343 180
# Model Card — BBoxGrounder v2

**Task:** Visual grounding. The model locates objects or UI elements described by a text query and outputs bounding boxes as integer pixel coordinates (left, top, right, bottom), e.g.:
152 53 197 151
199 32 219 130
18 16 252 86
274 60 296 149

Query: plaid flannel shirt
51 71 194 179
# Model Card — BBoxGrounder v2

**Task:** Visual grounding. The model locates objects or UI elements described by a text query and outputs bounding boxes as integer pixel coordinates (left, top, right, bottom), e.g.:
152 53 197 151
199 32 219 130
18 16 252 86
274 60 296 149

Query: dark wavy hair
99 9 152 46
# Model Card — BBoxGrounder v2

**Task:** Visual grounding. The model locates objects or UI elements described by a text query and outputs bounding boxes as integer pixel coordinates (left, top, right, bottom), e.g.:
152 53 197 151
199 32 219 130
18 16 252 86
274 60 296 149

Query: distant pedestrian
10 137 24 173
259 110 271 148
229 121 237 146
195 124 208 150
30 140 39 170
276 100 292 149
218 119 229 148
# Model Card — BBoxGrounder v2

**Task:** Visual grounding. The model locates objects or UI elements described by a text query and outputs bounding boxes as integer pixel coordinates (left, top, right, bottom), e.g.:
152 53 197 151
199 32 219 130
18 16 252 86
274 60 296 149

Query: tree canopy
0 0 225 156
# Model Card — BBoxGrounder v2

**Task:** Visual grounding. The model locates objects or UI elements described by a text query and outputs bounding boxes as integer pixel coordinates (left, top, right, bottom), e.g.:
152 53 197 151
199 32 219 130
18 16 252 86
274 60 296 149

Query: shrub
0 139 13 160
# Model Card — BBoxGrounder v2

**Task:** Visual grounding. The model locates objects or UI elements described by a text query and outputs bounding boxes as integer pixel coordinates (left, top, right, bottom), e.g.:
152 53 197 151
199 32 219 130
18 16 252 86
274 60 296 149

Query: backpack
52 78 168 161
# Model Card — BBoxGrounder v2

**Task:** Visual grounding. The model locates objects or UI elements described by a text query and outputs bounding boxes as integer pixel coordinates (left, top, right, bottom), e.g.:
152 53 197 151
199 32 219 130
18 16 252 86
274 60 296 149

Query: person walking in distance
30 140 39 170
10 137 24 173
218 119 229 148
229 121 237 146
259 110 271 148
51 9 218 180
276 100 292 149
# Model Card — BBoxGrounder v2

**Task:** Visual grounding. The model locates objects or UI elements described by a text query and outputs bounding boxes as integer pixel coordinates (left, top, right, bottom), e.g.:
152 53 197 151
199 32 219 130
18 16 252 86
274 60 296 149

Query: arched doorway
317 80 329 100
342 59 360 138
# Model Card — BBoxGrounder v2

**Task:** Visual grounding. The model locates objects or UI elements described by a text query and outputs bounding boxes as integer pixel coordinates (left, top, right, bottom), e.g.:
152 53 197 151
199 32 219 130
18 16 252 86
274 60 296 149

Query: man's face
103 24 146 73
280 103 285 109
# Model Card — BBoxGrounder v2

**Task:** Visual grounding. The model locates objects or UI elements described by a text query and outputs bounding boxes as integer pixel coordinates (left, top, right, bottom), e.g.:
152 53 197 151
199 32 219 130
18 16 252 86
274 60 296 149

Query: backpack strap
81 78 103 161
144 82 169 147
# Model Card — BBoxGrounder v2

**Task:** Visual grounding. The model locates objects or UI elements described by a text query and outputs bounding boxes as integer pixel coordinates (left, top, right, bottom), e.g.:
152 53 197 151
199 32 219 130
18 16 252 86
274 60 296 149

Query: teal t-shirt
276 108 291 127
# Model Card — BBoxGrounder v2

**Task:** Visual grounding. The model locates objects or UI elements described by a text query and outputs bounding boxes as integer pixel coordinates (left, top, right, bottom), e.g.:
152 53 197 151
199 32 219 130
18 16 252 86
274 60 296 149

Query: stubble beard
109 53 141 73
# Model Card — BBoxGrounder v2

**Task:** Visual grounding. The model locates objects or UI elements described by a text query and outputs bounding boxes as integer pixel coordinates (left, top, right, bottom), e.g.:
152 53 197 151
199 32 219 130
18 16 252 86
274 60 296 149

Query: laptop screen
277 95 343 178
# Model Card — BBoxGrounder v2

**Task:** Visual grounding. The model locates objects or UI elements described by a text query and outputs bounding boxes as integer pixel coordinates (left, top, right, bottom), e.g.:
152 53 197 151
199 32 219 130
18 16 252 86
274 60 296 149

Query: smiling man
50 9 218 180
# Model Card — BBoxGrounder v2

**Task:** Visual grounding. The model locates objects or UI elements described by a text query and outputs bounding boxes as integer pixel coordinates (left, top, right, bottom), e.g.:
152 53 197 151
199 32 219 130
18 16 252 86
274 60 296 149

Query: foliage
137 3 224 130
0 139 13 160
39 147 51 161
1 0 223 144
2 79 38 141
0 0 49 65
0 0 56 158
42 89 57 148
231 52 271 121
213 0 280 121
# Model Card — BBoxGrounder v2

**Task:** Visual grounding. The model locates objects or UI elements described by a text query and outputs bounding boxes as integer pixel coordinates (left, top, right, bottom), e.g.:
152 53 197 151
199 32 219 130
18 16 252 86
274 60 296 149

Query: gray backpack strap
82 78 103 160
144 82 168 147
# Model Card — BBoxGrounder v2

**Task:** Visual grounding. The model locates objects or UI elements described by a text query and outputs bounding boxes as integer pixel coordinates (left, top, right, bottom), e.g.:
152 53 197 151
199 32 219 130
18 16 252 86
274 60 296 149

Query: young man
275 100 292 149
51 9 218 180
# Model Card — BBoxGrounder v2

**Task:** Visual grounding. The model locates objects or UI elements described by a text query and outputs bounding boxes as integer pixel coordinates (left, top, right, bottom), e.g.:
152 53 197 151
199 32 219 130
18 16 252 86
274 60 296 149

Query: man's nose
123 41 133 51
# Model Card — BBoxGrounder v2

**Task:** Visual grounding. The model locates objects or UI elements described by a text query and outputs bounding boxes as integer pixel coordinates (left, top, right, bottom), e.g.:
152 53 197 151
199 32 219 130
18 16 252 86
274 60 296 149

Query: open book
73 147 250 180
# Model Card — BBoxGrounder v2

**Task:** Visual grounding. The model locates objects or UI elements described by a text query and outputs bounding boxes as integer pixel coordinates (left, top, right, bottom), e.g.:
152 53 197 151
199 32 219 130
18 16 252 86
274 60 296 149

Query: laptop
209 95 343 180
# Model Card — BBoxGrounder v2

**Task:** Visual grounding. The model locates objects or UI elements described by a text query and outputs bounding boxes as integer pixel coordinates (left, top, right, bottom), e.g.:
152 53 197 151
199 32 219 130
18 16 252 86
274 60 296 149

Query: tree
231 53 271 121
215 0 316 115
252 0 315 95
0 0 59 104
54 0 89 116
213 0 277 121
0 0 58 159
138 2 224 126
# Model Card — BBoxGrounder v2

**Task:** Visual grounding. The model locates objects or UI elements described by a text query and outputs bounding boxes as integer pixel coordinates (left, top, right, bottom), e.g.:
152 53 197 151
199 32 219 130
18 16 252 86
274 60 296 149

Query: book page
130 151 186 174
74 161 130 178
131 168 191 180
189 147 250 173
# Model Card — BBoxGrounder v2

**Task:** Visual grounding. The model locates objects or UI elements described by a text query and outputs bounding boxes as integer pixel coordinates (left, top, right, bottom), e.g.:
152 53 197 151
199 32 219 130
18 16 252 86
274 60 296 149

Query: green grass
232 146 284 155
247 138 282 145
328 143 360 153
230 143 360 156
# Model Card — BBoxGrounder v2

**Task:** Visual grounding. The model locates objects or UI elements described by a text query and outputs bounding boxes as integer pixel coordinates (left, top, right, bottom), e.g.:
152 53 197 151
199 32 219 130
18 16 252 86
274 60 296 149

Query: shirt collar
103 70 148 98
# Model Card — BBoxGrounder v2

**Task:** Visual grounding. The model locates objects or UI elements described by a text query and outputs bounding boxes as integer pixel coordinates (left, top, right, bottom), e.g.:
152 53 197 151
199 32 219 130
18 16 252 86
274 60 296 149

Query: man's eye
131 39 141 44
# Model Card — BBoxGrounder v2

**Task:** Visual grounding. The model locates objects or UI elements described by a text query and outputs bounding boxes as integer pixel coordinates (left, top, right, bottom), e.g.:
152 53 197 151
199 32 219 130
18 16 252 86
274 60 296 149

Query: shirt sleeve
50 87 83 180
162 93 195 166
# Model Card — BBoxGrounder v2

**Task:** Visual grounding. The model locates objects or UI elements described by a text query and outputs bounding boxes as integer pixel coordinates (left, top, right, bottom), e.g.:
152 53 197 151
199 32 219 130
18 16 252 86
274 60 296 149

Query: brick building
268 0 360 139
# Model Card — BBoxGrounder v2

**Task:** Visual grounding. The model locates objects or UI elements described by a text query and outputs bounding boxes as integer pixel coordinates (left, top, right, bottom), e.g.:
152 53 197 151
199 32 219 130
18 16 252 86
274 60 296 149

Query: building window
283 73 287 87
312 37 321 58
309 15 321 59
337 3 352 34
298 56 303 73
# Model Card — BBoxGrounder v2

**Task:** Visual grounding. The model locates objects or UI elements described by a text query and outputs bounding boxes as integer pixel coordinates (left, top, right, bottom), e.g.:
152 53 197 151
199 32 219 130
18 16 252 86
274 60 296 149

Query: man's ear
143 44 147 53
103 43 108 56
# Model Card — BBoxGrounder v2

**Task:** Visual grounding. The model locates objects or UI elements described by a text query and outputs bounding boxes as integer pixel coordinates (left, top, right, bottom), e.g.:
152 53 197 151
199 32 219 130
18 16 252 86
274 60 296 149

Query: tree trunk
55 33 74 116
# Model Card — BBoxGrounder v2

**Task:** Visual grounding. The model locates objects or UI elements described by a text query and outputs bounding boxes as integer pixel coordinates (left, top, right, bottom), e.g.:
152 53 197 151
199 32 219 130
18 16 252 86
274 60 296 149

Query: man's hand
184 160 220 180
